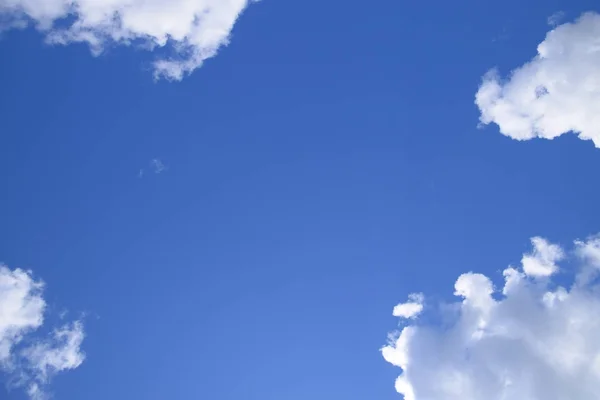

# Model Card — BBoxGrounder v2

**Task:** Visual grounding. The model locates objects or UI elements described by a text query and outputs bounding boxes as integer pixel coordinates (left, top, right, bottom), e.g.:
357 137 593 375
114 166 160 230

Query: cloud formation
382 234 600 400
0 266 85 399
521 237 563 277
392 293 424 319
0 0 254 80
476 12 600 147
547 11 565 27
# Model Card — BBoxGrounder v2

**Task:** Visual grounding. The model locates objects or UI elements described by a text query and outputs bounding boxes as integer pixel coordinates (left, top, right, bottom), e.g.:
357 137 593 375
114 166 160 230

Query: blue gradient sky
1 0 599 399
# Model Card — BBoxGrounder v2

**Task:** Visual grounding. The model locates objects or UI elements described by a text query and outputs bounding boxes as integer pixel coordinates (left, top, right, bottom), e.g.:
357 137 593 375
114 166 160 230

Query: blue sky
1 1 600 399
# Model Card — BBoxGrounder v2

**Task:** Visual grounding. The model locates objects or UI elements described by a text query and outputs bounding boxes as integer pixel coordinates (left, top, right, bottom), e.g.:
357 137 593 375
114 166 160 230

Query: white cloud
547 11 565 27
392 293 424 319
382 234 600 400
22 321 85 383
475 12 600 148
521 236 563 277
0 0 255 80
0 266 85 399
0 267 45 363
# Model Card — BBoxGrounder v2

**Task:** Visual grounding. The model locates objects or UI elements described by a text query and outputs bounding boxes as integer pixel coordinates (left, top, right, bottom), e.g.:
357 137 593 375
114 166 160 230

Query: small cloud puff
392 293 424 319
521 236 564 277
476 12 600 148
0 0 256 80
547 11 566 27
382 234 600 400
139 158 167 177
0 266 85 399
151 159 167 174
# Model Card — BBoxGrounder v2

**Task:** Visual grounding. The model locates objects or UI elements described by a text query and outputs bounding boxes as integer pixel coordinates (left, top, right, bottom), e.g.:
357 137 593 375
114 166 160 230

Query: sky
1 0 600 399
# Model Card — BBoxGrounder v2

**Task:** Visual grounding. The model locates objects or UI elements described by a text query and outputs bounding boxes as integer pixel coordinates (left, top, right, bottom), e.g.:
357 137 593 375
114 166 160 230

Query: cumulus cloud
521 236 563 277
382 234 600 400
392 293 424 319
0 0 255 80
475 12 600 148
0 267 45 362
0 266 85 399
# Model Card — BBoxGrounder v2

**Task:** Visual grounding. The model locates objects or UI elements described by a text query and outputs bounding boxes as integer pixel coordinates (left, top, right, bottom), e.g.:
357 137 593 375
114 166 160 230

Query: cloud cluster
0 0 254 80
476 12 600 147
0 266 85 399
382 235 600 400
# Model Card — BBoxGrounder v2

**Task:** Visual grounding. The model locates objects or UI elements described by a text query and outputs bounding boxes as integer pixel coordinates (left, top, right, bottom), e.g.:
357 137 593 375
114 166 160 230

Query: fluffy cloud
382 234 600 400
475 12 600 148
521 237 563 277
392 293 424 319
0 267 45 362
0 266 85 399
0 0 255 80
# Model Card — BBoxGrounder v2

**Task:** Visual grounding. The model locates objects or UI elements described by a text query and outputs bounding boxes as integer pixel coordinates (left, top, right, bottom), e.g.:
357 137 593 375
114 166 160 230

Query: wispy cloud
382 235 600 400
475 12 600 148
0 266 85 399
547 11 566 27
0 0 257 80
151 159 166 174
139 158 167 178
